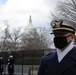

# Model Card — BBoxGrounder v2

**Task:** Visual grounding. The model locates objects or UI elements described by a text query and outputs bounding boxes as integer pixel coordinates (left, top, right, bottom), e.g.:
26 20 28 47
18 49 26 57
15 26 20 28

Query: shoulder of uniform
45 52 52 56
41 51 57 60
45 50 56 56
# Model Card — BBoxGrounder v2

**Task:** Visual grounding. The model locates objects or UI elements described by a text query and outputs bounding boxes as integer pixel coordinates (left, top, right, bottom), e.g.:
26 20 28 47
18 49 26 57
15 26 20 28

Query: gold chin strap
53 27 74 32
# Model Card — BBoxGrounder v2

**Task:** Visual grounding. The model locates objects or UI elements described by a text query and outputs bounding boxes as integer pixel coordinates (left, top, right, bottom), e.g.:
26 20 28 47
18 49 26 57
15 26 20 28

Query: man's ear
72 34 76 39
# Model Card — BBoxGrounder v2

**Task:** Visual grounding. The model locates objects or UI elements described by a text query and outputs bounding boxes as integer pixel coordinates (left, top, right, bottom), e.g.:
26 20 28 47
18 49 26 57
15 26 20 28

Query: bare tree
52 0 76 21
0 22 11 52
8 27 22 51
0 21 22 52
21 27 53 50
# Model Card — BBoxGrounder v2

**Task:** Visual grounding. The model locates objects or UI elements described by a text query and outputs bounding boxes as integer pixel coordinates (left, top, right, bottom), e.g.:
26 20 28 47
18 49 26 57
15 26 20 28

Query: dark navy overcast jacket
38 47 76 75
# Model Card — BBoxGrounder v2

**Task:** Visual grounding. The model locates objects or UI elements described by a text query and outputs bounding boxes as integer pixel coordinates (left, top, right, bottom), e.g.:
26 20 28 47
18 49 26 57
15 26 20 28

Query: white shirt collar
57 42 74 63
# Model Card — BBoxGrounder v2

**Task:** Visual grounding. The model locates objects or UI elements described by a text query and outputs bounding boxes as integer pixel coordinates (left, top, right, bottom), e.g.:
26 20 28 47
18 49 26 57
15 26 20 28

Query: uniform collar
52 47 76 75
57 42 74 62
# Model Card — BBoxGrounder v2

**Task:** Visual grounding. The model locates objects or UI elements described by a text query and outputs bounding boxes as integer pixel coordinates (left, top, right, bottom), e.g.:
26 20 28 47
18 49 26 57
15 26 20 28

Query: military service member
38 18 76 75
0 57 3 75
7 55 14 75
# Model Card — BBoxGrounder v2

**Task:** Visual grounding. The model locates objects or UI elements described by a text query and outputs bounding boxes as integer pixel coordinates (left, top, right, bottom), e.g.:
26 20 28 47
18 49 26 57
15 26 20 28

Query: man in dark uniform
0 57 3 75
38 18 76 75
7 55 14 75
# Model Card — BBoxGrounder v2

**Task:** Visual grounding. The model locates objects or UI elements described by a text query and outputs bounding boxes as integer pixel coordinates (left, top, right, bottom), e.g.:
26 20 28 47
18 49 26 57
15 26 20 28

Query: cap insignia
54 20 63 28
